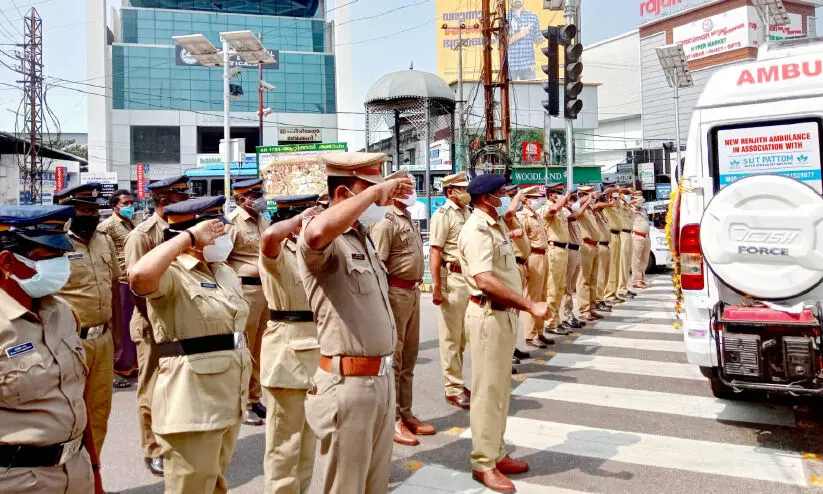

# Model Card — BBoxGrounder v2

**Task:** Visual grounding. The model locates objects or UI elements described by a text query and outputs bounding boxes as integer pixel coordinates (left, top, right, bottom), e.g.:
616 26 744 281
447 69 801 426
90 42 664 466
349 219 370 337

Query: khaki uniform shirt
458 209 521 297
259 239 319 390
370 205 425 281
577 209 599 242
227 207 268 279
617 203 633 231
298 222 396 357
603 206 622 234
564 209 582 245
0 291 87 446
98 214 133 282
508 214 531 260
540 202 570 243
59 232 119 328
124 213 168 338
518 208 549 251
145 254 251 434
632 208 651 234
429 200 470 264
593 210 611 243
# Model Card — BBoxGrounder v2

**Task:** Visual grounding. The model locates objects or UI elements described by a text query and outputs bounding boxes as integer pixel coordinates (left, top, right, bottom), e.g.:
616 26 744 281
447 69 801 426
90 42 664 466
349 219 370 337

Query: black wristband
185 230 195 247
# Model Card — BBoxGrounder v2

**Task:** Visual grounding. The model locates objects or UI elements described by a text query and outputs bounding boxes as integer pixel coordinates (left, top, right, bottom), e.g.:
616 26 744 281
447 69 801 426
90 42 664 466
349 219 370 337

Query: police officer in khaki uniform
429 171 472 409
540 183 572 336
574 186 602 322
259 194 322 494
458 174 550 493
630 191 651 289
124 174 190 476
371 171 435 446
591 192 614 313
54 183 120 468
226 178 270 426
0 206 97 494
517 186 551 346
297 152 413 493
130 196 252 493
602 186 626 305
562 187 589 327
504 185 532 368
617 188 638 299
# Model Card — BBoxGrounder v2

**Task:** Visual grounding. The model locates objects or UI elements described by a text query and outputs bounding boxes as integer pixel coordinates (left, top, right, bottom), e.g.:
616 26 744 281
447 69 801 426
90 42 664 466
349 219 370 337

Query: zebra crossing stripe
512 378 796 427
608 310 676 320
459 417 807 486
573 335 684 353
588 321 680 334
546 353 704 380
392 465 591 494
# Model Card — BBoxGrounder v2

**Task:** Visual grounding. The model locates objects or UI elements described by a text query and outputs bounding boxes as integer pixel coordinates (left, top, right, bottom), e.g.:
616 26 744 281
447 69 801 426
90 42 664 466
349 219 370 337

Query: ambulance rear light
680 224 704 291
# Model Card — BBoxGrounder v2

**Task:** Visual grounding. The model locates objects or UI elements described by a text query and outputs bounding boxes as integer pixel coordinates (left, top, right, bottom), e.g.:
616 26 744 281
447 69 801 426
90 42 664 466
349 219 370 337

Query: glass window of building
130 126 181 164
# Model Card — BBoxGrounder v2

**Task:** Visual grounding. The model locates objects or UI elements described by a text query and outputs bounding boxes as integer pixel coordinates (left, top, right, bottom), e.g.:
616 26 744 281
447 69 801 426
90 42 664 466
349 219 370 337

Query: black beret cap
0 205 76 252
148 174 190 193
232 178 264 194
467 174 507 196
165 196 227 230
53 182 107 207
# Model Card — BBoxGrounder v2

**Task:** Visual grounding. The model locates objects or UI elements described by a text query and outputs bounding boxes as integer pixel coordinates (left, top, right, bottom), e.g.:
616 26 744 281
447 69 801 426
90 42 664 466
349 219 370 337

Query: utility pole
442 23 478 170
20 8 44 204
497 0 511 153
258 33 264 148
481 0 511 153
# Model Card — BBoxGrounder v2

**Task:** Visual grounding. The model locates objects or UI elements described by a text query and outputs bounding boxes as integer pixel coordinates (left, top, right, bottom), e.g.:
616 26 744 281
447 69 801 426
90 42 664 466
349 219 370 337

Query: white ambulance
678 37 823 398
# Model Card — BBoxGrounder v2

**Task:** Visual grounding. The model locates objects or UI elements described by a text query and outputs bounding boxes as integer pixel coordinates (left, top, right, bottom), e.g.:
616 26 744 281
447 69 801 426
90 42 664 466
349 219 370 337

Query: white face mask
11 253 71 298
530 197 546 208
345 188 387 227
398 189 418 207
202 234 234 263
571 202 581 212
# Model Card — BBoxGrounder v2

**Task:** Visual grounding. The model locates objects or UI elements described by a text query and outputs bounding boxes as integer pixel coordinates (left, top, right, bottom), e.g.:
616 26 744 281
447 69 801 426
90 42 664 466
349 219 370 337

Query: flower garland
665 180 685 330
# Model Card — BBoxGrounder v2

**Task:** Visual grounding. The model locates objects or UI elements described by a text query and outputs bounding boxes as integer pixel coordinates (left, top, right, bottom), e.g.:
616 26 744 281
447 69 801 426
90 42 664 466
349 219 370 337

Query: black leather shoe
513 347 531 359
512 355 521 365
145 457 164 477
527 338 547 349
622 292 636 299
627 290 638 297
570 318 585 328
596 303 612 312
250 402 267 419
511 367 519 375
538 334 556 345
559 322 576 331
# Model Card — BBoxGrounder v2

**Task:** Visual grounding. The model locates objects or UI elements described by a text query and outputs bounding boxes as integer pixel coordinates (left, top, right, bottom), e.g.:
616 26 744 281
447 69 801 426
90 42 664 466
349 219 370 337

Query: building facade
86 0 339 189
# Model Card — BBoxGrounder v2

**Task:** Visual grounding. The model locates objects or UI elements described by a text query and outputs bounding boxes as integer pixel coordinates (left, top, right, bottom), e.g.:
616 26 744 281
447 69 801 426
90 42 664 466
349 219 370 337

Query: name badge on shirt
201 282 217 289
67 253 84 260
5 341 34 358
501 240 509 246
351 253 365 261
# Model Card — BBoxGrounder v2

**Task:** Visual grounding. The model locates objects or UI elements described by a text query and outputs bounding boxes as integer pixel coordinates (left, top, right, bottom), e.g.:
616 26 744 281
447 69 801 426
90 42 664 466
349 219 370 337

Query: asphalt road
101 273 823 493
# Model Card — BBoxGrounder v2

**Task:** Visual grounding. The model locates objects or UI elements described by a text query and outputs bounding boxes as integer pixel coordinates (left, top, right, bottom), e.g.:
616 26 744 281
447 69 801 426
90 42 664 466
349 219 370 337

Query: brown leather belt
583 238 598 247
610 229 621 234
445 262 462 274
388 277 421 290
79 324 109 340
621 229 631 233
240 276 262 286
633 231 648 238
531 248 547 255
470 295 509 312
515 257 527 265
567 244 580 251
599 241 609 246
319 355 392 376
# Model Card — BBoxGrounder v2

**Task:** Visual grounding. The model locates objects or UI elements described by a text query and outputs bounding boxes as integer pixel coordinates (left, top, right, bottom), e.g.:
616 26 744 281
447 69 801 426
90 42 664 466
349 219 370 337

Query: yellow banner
436 0 565 83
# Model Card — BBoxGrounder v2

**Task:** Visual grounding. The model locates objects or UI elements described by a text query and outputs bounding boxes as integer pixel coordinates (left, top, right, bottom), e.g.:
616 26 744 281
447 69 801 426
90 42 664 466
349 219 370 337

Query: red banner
136 163 145 199
522 141 542 163
54 166 66 193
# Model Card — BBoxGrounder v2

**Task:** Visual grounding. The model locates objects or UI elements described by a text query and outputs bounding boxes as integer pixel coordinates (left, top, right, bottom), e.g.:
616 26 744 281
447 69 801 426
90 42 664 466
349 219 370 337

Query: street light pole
673 79 682 187
563 3 579 191
258 32 264 149
456 25 465 170
222 37 231 210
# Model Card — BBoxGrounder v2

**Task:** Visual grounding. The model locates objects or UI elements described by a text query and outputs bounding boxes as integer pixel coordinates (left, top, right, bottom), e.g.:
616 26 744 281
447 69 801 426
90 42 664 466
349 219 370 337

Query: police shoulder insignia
476 223 489 232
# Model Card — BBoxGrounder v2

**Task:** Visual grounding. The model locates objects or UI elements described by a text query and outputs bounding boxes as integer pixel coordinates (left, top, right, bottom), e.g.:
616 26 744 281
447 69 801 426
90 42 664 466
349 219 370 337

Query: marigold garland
665 179 686 328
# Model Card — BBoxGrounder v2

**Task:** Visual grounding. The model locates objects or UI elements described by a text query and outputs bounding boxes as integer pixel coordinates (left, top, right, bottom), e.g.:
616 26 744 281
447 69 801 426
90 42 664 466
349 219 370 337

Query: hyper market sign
672 6 758 62
511 166 602 185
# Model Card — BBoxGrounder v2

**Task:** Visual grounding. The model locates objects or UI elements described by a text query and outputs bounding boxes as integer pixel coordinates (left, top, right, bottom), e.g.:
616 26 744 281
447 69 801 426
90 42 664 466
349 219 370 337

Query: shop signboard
196 153 257 168
279 127 321 143
656 183 672 200
715 120 822 193
257 142 347 196
521 141 542 162
638 162 656 191
176 46 279 69
769 13 805 41
19 171 57 205
511 166 602 185
55 166 66 193
81 171 119 198
673 6 759 62
136 163 146 199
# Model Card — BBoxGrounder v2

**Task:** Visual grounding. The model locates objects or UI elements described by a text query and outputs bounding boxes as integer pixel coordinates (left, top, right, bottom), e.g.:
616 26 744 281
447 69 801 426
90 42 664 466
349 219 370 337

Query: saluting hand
509 229 524 240
372 178 415 207
189 218 225 247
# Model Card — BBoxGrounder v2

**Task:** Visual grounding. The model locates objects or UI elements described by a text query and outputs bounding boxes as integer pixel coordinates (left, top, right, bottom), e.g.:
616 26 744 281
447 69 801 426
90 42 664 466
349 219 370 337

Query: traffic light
559 24 584 120
540 26 560 117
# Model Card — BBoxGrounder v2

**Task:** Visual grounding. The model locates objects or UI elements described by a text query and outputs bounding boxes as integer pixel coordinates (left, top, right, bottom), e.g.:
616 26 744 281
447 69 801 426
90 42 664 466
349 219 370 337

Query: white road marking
513 378 796 427
546 353 704 380
609 310 675 320
393 465 592 494
573 335 684 353
460 417 807 486
589 321 680 334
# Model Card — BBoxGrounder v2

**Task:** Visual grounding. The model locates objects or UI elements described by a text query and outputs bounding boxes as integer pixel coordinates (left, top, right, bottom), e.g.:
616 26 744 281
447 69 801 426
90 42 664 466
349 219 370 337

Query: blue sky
0 0 819 134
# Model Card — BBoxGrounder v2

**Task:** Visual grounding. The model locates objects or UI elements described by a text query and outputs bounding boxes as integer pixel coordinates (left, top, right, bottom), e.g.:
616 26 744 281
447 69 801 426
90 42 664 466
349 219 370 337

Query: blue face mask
119 205 135 219
495 195 510 217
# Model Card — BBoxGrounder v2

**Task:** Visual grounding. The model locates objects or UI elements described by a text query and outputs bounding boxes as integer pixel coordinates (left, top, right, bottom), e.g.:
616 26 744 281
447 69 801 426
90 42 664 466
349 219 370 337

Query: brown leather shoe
394 420 419 446
472 468 516 493
496 455 529 475
463 386 471 399
404 416 436 435
445 392 470 410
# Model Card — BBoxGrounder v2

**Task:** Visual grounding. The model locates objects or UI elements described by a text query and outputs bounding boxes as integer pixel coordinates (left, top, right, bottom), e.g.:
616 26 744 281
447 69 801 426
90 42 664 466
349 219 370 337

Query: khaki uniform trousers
134 326 161 458
82 331 114 458
632 235 652 285
305 368 395 494
545 245 568 328
437 270 469 397
0 449 93 494
389 286 421 421
158 422 242 494
596 245 610 302
466 301 516 472
604 233 622 301
522 253 548 340
618 232 633 295
562 249 581 322
577 244 599 316
517 264 527 292
243 285 267 404
262 387 316 494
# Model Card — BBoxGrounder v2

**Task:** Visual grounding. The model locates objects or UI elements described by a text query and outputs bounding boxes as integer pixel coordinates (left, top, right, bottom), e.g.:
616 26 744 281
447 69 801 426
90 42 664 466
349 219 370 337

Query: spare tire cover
700 175 823 300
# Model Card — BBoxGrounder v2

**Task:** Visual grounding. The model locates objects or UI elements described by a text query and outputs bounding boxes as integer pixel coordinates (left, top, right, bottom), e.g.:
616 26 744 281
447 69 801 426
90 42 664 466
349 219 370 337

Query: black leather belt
270 310 314 322
621 229 631 233
599 241 609 246
548 241 568 249
515 257 527 265
79 324 108 340
610 229 621 234
0 436 83 468
240 277 262 286
567 244 580 251
157 332 247 358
